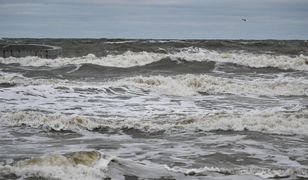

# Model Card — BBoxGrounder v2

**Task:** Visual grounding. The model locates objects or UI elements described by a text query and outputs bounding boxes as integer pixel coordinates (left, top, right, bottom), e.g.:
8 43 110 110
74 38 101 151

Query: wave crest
166 165 308 179
1 110 307 135
128 74 308 96
1 111 99 132
1 47 307 71
0 151 110 180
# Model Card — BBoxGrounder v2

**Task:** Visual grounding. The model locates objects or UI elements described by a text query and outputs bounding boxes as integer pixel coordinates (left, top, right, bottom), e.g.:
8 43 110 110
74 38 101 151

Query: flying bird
242 18 247 22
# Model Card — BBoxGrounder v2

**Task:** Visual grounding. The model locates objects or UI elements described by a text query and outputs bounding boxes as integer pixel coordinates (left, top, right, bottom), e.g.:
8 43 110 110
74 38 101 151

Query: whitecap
0 48 307 71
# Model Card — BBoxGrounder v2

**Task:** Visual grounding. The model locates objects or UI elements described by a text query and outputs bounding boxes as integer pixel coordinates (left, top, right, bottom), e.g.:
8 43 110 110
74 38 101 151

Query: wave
170 47 308 71
124 74 308 96
0 47 307 71
0 112 99 132
1 71 307 97
0 71 72 86
166 165 308 179
0 151 110 180
1 150 308 180
1 109 307 135
0 52 163 68
0 151 180 180
16 59 216 80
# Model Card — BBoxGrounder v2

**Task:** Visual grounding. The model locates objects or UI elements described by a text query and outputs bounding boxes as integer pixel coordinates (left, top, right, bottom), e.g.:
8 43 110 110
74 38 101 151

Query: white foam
0 153 196 180
176 110 308 135
0 51 164 68
125 74 308 96
1 109 307 135
0 48 307 71
2 71 306 97
2 150 306 180
0 72 71 86
0 151 110 180
170 47 308 71
0 111 99 132
0 151 186 180
165 165 308 179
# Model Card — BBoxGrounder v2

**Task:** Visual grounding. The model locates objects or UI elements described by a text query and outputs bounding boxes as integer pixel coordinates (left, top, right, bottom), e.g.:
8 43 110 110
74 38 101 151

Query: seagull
242 18 247 22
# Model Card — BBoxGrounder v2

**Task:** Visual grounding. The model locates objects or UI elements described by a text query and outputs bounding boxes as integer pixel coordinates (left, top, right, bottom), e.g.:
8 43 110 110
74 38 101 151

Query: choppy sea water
0 39 308 180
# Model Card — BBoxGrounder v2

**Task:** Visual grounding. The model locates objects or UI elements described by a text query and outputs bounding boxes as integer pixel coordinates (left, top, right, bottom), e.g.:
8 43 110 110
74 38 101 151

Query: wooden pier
0 44 62 59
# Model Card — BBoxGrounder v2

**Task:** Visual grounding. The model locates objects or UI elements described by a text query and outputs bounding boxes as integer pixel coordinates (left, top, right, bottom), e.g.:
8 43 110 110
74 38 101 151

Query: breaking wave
0 47 307 71
1 109 307 135
0 71 72 86
0 112 99 132
166 165 308 179
0 151 109 180
125 74 308 96
1 72 307 97
0 151 178 180
1 150 308 180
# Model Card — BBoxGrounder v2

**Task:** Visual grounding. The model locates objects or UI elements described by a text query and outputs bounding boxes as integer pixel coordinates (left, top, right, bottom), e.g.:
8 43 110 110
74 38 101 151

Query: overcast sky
0 0 307 39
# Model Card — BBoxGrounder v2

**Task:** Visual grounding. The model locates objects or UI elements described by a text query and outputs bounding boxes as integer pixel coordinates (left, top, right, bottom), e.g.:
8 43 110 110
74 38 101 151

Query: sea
0 39 308 180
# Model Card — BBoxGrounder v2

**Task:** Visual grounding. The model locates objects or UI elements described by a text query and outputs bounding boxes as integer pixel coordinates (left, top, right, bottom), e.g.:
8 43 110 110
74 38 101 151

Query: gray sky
0 0 307 39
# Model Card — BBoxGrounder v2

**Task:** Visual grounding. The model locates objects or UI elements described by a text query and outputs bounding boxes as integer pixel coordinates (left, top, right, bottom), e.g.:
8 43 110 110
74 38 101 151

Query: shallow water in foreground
0 39 308 180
